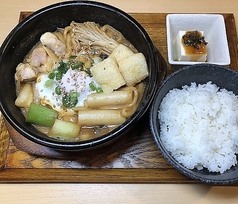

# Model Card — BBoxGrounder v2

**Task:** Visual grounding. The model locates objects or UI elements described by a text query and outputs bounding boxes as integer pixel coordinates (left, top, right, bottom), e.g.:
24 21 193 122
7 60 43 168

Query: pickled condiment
175 30 208 62
182 30 208 55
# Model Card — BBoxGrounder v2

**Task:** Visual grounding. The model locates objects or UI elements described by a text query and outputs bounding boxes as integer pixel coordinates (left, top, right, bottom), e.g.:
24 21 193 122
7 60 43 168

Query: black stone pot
0 1 165 151
150 63 238 184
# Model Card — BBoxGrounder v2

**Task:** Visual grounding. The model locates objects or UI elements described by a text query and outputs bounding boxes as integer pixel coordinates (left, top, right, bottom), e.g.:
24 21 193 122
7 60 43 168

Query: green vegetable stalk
48 119 80 139
26 103 58 127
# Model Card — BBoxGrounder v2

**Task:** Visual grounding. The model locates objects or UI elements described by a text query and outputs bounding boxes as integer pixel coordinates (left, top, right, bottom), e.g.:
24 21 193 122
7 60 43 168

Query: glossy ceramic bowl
166 14 230 66
150 64 238 184
0 1 165 151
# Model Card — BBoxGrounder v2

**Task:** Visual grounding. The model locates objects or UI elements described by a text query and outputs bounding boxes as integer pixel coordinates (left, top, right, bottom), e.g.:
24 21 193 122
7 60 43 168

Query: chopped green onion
48 72 56 80
71 62 83 70
48 58 93 81
55 86 61 95
62 92 79 108
55 72 63 80
84 69 93 77
70 92 80 98
69 55 77 59
62 94 70 108
48 61 69 81
44 79 55 89
89 82 96 91
96 87 103 93
58 61 69 74
89 82 103 93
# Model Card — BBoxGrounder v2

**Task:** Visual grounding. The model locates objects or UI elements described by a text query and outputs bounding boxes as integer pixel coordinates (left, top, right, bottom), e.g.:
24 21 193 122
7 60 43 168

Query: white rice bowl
158 81 238 173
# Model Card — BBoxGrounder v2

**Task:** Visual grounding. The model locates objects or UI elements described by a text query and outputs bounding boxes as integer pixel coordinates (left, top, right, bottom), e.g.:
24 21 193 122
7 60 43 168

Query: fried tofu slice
118 53 149 86
15 83 34 108
91 57 126 93
110 44 134 62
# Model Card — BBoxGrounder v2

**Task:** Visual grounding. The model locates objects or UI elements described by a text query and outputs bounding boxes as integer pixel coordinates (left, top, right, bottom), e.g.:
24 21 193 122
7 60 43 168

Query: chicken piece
40 32 66 57
39 56 54 73
28 46 54 73
29 47 47 67
15 63 37 82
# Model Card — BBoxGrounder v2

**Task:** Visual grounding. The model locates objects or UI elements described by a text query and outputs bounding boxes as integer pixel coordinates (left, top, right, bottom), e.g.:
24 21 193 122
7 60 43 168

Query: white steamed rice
158 81 238 173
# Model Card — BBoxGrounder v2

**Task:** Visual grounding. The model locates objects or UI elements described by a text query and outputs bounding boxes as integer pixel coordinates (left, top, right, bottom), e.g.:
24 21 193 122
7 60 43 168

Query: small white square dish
166 14 230 65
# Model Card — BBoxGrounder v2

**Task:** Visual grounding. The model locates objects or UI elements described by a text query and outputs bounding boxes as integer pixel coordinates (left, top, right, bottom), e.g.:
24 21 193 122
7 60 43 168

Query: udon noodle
14 21 148 141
